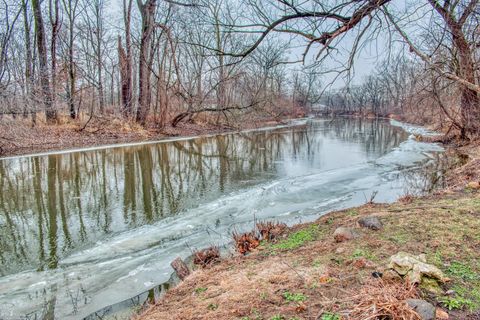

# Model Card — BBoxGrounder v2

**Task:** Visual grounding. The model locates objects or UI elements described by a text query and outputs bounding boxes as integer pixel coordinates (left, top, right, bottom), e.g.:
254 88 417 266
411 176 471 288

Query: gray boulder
358 216 383 230
333 227 360 242
406 299 436 320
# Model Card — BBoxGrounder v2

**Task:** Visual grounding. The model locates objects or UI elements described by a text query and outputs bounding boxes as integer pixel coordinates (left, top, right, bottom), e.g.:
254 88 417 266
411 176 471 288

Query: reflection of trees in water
325 118 408 156
399 153 461 196
0 119 405 276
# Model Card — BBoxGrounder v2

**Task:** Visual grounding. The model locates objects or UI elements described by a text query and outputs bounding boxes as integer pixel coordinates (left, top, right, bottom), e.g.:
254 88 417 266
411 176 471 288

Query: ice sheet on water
0 119 444 320
390 119 439 137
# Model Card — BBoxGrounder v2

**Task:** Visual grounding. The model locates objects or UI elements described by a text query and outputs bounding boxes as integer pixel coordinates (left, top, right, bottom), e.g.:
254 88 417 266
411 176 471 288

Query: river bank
137 142 480 320
0 115 287 158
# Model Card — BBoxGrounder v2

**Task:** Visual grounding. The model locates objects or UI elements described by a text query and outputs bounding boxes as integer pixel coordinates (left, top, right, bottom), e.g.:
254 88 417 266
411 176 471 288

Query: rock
371 271 383 278
406 299 436 320
333 227 360 242
436 308 449 319
445 290 455 296
358 216 383 230
388 252 447 285
419 277 444 295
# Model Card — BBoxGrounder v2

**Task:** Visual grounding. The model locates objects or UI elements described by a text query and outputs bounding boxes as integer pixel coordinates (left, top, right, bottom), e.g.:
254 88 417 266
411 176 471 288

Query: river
0 118 443 319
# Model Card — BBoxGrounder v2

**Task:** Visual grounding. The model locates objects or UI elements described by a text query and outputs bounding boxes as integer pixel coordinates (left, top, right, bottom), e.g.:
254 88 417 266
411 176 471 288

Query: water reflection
0 118 403 277
0 118 417 319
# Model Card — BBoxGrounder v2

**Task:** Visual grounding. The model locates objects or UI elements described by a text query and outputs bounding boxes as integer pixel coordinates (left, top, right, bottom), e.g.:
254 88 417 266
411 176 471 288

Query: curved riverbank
137 143 480 320
0 117 290 158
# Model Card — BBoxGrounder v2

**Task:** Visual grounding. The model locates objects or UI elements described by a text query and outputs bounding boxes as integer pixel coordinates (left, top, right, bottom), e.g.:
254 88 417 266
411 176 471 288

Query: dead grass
445 143 480 189
348 280 420 320
138 191 480 320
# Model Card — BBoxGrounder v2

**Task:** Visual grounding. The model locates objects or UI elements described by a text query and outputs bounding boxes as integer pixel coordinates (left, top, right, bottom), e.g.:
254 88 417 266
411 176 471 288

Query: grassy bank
138 145 480 320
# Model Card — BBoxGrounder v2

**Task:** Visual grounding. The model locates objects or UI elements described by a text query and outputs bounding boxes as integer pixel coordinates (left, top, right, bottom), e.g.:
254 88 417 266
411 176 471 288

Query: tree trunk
49 0 60 117
453 32 480 137
31 0 56 123
64 0 78 119
93 0 105 114
428 1 480 137
21 0 34 120
213 7 225 125
119 0 133 117
136 0 157 125
118 36 132 116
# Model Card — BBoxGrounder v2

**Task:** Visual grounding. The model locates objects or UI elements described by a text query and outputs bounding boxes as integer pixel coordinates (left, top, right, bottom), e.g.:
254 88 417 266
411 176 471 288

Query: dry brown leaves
192 246 220 267
232 231 260 255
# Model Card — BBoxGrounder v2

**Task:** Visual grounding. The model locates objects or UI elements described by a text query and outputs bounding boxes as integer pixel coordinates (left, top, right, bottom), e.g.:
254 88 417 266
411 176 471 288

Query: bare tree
31 0 57 123
21 0 34 121
227 0 479 137
119 0 134 117
49 0 61 115
62 0 80 119
136 0 157 125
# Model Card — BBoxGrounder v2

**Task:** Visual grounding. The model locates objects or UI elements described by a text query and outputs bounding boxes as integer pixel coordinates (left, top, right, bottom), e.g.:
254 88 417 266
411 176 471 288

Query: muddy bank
0 116 286 158
137 144 480 320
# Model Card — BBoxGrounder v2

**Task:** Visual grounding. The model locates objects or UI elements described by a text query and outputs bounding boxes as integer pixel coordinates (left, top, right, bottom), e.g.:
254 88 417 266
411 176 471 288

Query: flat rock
358 216 383 230
388 252 447 284
333 227 360 242
406 299 435 320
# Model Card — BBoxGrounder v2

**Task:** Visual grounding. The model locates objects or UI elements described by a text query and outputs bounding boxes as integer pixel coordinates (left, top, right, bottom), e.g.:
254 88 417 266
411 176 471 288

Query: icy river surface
0 118 443 319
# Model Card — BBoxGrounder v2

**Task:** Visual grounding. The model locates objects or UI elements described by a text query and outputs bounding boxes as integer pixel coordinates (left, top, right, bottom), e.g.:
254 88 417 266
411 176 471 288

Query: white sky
105 0 399 89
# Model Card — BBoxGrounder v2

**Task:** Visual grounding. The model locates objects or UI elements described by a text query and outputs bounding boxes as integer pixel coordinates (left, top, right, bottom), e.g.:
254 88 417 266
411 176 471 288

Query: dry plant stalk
232 231 260 255
193 246 220 267
256 221 287 241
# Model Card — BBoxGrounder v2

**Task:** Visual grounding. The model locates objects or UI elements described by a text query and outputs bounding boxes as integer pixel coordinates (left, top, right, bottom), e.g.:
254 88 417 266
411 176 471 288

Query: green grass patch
207 303 218 311
447 261 478 281
282 291 307 302
351 248 376 260
270 225 319 251
346 209 358 216
383 231 410 244
320 313 341 320
439 295 475 311
194 287 208 294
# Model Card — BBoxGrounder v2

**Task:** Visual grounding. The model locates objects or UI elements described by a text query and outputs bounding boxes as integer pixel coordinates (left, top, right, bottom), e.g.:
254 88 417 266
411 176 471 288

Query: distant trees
0 0 307 128
0 0 478 138
229 0 480 137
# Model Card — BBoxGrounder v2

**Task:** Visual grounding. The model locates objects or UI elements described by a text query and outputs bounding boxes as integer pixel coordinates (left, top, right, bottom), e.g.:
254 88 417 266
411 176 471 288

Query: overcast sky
105 0 399 90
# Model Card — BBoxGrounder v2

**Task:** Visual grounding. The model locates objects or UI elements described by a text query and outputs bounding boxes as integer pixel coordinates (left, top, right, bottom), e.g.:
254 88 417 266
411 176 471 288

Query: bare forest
0 0 479 155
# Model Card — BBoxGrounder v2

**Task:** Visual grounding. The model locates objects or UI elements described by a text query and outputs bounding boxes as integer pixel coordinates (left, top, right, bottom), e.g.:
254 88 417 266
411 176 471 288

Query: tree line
0 0 321 128
0 0 479 138
223 0 479 138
